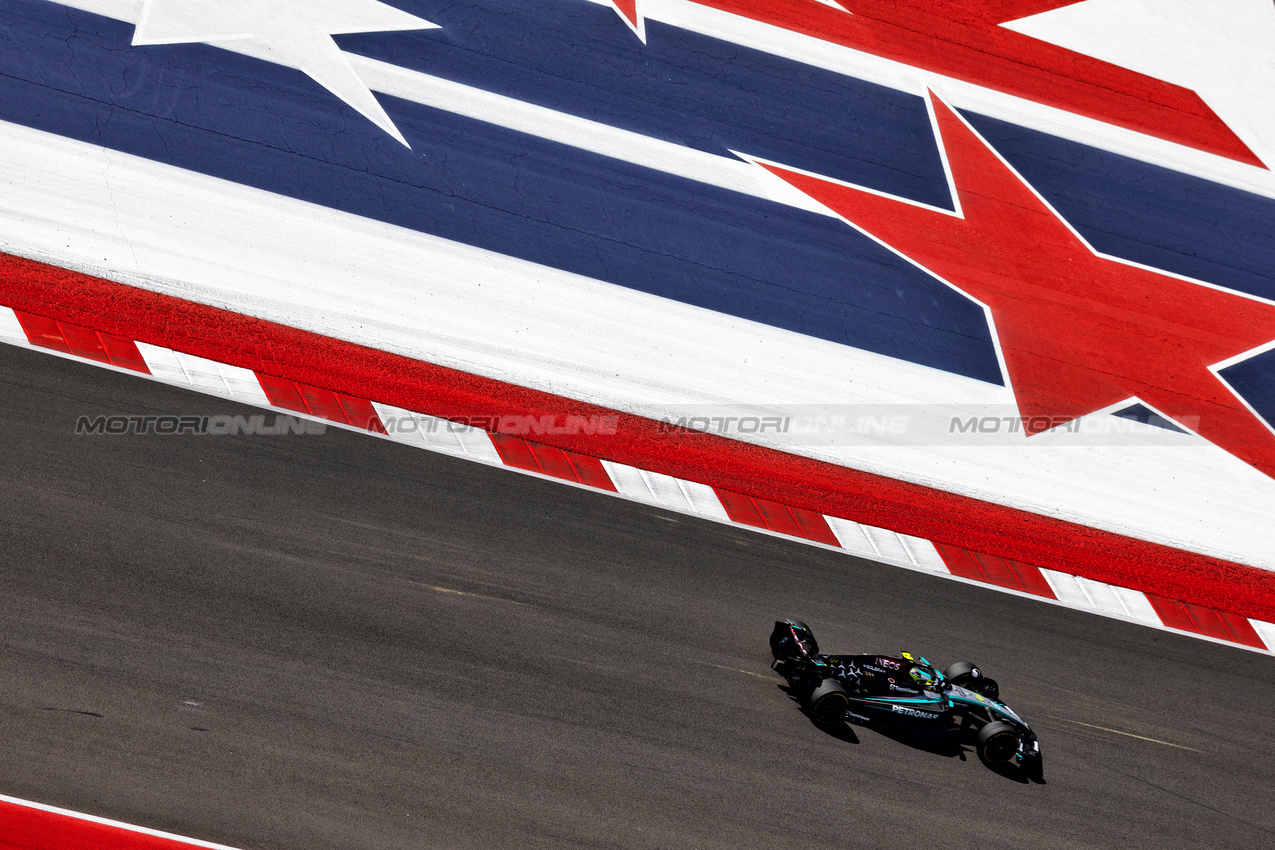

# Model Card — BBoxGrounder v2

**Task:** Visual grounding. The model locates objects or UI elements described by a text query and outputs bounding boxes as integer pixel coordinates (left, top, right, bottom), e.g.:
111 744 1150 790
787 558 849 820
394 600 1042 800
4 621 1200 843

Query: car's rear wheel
807 678 849 725
943 661 983 688
946 662 1000 700
976 721 1020 765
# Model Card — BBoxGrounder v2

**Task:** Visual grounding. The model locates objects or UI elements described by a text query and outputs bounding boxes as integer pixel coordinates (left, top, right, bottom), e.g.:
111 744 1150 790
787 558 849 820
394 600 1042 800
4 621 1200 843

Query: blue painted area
1112 404 1185 433
0 0 1001 382
336 0 951 208
1219 350 1275 430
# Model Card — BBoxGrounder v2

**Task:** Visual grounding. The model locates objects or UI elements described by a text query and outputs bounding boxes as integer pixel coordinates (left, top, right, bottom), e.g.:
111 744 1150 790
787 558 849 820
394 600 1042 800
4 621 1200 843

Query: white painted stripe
1249 619 1275 652
1075 575 1129 617
674 479 733 522
897 533 950 572
371 402 503 464
216 363 272 405
134 342 190 387
1041 569 1163 625
0 792 246 850
171 351 237 396
1041 569 1090 607
0 305 28 347
135 343 271 406
1109 585 1161 625
601 460 732 521
861 525 914 565
824 517 880 560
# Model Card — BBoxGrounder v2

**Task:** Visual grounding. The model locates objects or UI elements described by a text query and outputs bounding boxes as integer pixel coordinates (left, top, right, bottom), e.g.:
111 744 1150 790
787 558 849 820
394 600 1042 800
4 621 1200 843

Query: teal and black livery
769 618 1042 780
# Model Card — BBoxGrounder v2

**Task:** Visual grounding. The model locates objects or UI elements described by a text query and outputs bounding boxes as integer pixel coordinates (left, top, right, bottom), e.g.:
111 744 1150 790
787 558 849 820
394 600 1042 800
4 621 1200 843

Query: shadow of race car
770 618 1042 779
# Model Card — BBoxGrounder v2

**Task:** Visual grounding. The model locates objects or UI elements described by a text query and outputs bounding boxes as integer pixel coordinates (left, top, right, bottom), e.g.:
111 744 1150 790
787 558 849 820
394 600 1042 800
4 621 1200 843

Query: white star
1004 0 1275 169
132 0 439 147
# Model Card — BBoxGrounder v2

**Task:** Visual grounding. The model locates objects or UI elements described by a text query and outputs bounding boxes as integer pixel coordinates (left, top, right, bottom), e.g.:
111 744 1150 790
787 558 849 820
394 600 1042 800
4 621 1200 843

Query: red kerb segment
937 545 1056 598
490 434 618 491
1146 595 1267 648
0 798 219 850
257 374 386 433
14 310 149 373
716 490 841 547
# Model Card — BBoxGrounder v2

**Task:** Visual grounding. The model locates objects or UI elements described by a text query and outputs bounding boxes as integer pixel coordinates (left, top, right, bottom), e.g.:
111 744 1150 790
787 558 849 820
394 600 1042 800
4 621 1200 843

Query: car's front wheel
807 678 849 725
976 721 1020 765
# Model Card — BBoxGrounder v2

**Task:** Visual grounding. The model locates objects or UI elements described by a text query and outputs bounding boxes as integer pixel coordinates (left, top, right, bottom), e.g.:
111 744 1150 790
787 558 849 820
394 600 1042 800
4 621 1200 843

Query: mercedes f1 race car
770 618 1042 778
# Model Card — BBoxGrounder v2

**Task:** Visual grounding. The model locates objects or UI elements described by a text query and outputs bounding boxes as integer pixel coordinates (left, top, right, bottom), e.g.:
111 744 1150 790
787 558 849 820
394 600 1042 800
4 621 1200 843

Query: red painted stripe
490 433 540 472
526 441 579 482
1007 559 1056 599
296 384 348 424
0 799 218 850
490 434 618 491
936 546 1056 598
14 311 70 354
98 334 150 374
563 452 618 492
716 488 766 528
256 375 385 432
1146 595 1267 648
780 504 840 547
972 551 1020 589
936 545 986 583
256 373 308 413
695 0 1261 166
335 393 387 434
4 255 1275 622
13 311 154 374
1146 594 1198 634
1218 611 1267 650
716 490 840 546
56 322 111 365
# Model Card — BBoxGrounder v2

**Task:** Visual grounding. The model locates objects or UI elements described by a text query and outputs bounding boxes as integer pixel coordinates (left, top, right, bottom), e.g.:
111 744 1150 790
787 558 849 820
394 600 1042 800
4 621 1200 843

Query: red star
755 93 1275 479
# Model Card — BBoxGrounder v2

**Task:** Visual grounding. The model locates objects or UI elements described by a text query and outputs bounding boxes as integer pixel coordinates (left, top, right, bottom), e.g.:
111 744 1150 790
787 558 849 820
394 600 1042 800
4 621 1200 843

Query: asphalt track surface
1 342 1273 850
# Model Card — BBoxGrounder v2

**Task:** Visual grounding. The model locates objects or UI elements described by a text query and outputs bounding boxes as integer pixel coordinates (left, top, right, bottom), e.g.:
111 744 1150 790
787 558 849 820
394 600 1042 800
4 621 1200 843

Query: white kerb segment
1248 619 1275 651
897 533 950 572
601 460 732 522
0 306 28 347
862 524 916 566
1041 569 1160 624
824 517 880 560
1108 584 1161 624
135 342 271 405
371 402 503 463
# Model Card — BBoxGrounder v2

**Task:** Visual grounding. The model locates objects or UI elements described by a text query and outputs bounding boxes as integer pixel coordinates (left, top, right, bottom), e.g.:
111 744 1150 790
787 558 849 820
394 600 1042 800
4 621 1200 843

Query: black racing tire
807 678 850 725
943 661 984 689
976 721 1020 765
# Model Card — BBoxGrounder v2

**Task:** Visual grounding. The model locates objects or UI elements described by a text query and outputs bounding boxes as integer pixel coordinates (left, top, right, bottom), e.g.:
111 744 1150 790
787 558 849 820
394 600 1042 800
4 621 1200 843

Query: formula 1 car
770 618 1042 778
